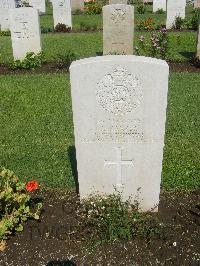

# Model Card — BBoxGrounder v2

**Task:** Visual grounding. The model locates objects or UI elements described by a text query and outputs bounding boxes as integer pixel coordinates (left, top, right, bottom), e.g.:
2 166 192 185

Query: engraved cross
104 147 134 188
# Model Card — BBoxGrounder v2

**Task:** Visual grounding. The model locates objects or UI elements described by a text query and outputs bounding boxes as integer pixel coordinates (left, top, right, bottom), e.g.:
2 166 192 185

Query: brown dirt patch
0 61 199 76
0 190 199 266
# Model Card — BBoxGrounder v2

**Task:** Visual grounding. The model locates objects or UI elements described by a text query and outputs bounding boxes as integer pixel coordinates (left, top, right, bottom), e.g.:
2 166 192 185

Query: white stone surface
71 0 84 11
166 0 186 29
103 4 134 55
109 0 127 4
70 55 169 212
0 0 15 8
153 0 166 12
52 0 72 28
0 9 9 30
9 7 41 60
0 0 15 30
29 0 45 14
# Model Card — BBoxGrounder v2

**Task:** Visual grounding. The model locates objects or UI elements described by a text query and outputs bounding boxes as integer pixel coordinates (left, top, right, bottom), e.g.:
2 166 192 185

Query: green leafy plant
84 1 102 15
135 28 169 59
0 168 42 240
54 23 71 33
81 193 165 242
10 52 44 70
79 21 98 31
174 16 185 30
137 17 157 30
0 30 11 36
41 26 53 33
55 50 77 68
137 3 146 14
155 8 165 14
185 12 200 30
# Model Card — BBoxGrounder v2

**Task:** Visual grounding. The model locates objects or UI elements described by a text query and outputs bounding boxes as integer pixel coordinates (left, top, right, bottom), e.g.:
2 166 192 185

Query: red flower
26 180 39 192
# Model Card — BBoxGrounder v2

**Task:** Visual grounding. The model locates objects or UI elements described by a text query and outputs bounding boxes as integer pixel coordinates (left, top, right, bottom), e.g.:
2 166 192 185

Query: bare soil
0 190 199 266
0 61 199 76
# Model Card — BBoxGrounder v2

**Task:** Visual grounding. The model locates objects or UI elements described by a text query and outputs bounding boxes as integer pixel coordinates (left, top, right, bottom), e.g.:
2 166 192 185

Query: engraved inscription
96 66 142 116
95 118 143 142
104 147 134 188
13 14 35 39
111 7 126 24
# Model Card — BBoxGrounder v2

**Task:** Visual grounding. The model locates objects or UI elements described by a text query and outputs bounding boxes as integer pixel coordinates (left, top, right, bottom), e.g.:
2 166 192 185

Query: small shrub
79 21 98 31
41 26 53 33
174 16 185 30
135 28 169 59
84 1 102 15
186 13 200 30
137 3 146 14
137 18 156 30
54 23 71 33
156 8 165 14
10 52 44 70
0 168 42 240
55 50 77 68
0 30 11 36
81 193 166 242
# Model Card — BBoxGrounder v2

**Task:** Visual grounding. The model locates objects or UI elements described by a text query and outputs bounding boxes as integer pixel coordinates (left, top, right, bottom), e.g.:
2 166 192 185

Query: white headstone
9 7 41 60
197 23 200 57
52 0 72 28
194 0 200 8
166 0 186 29
29 0 45 14
103 4 134 55
109 0 127 4
71 0 84 11
70 55 169 212
0 0 15 30
153 0 166 12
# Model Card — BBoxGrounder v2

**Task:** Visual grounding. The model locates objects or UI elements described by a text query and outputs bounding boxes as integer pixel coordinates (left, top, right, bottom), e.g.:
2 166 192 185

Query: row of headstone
0 0 83 30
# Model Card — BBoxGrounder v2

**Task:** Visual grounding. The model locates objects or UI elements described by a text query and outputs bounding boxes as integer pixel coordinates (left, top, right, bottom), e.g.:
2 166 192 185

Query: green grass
0 72 199 190
40 2 195 31
0 31 197 64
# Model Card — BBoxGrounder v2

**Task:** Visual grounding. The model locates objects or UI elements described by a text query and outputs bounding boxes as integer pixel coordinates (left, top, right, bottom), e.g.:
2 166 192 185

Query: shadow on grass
96 51 103 56
179 51 195 59
68 145 79 194
46 260 76 266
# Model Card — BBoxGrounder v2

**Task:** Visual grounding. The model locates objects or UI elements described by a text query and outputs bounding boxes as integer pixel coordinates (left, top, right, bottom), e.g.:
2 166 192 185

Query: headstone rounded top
70 55 169 69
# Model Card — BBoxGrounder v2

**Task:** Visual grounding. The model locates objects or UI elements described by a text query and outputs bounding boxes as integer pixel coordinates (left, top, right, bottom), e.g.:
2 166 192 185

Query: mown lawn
40 2 194 31
0 72 199 191
0 31 197 64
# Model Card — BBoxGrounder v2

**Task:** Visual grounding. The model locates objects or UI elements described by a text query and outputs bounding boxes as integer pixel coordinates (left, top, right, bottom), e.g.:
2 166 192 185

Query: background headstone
153 0 166 12
0 0 15 30
9 7 41 60
29 0 45 14
70 55 169 212
197 22 200 57
103 4 134 55
194 0 200 8
166 0 186 29
109 0 127 4
71 0 84 11
52 0 72 28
